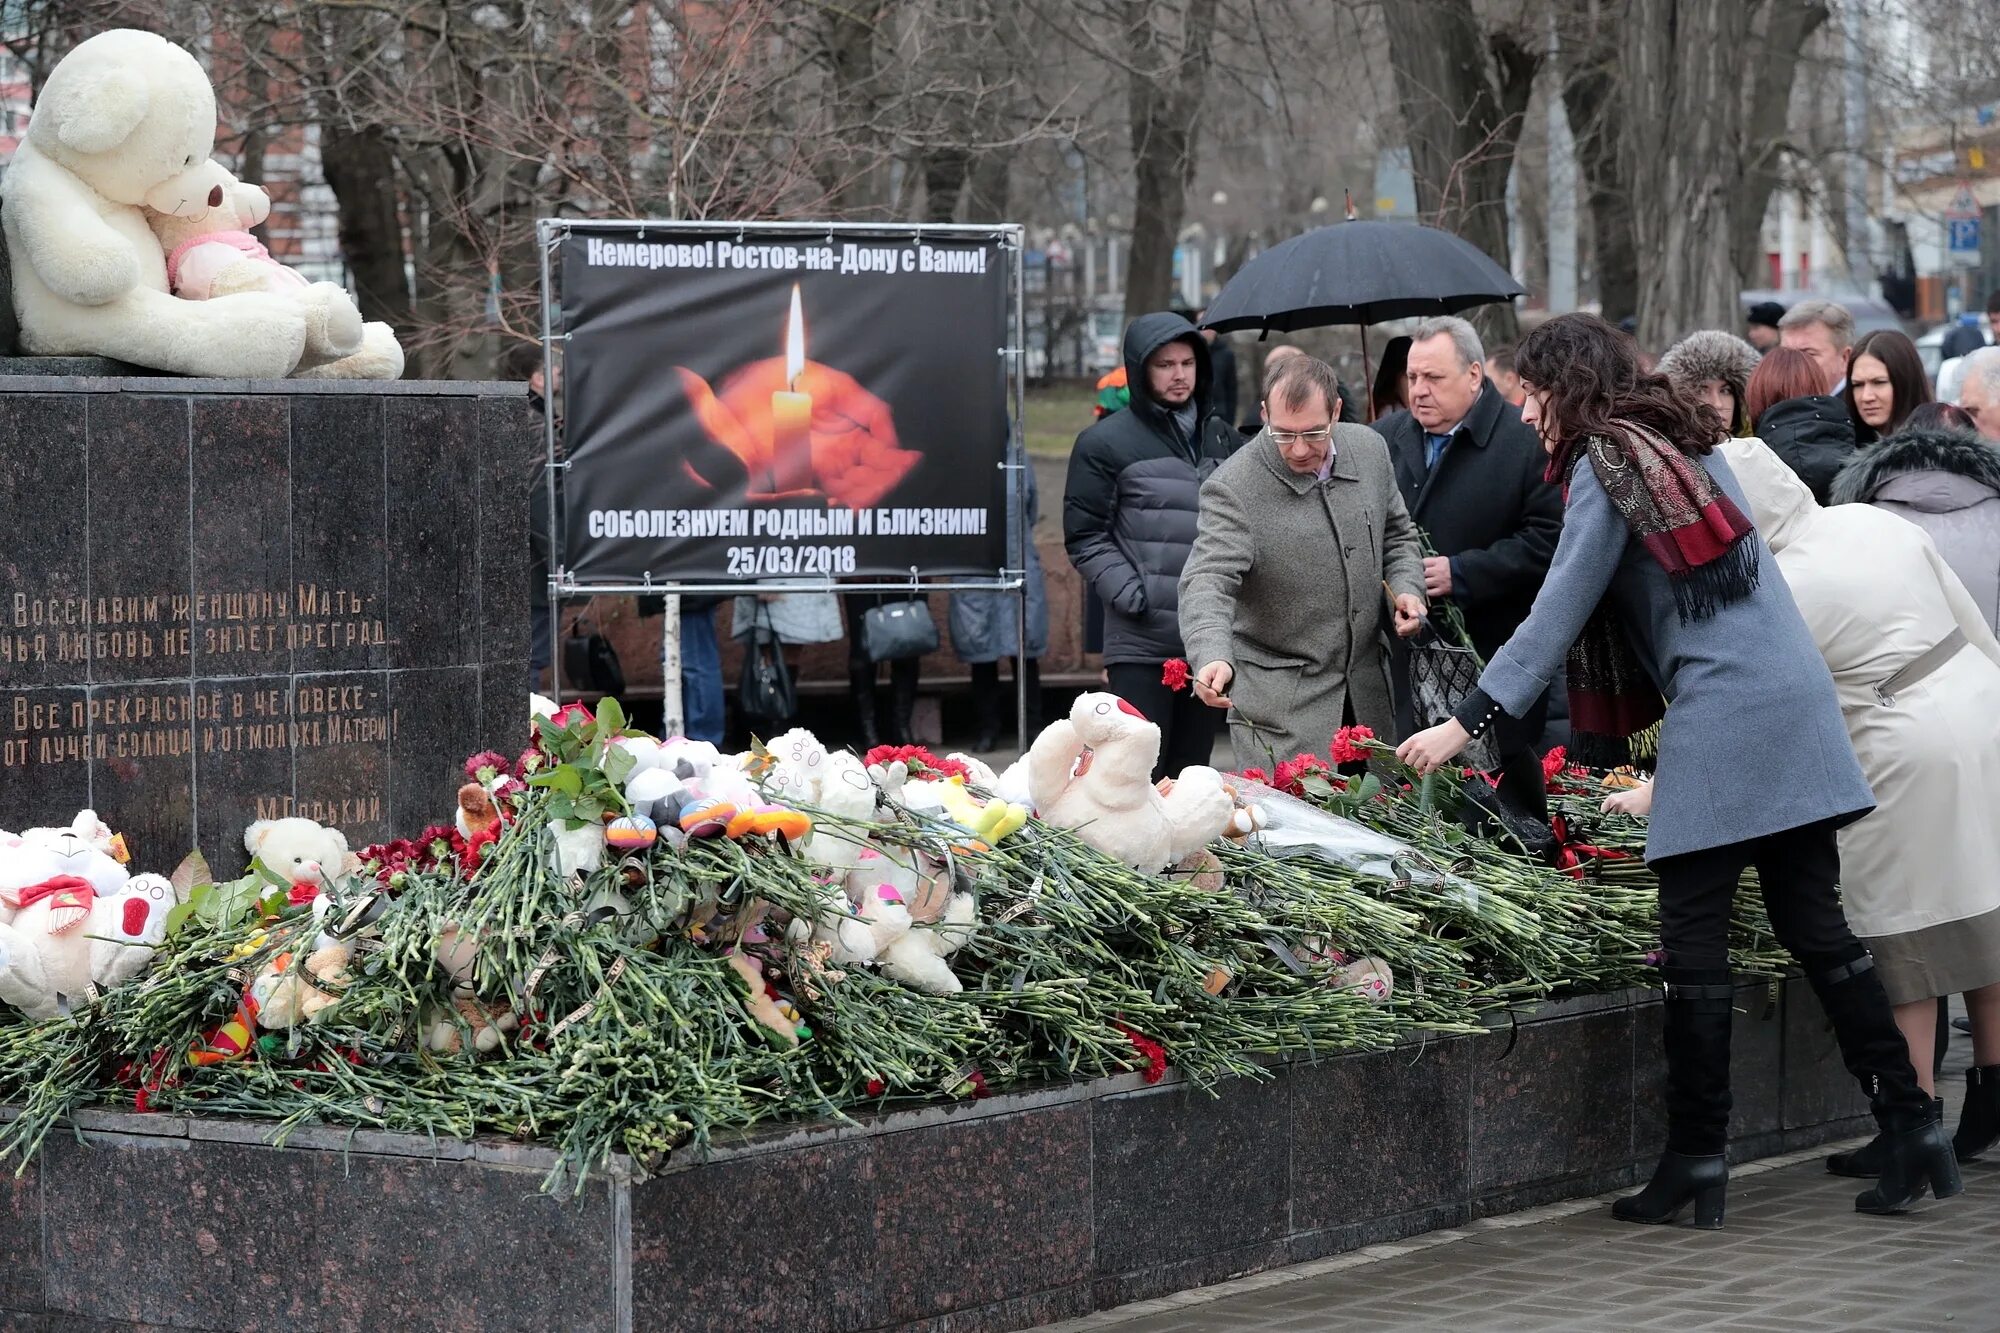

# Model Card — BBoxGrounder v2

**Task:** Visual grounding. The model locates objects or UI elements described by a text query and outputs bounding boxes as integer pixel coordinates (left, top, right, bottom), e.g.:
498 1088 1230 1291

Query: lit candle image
770 284 813 491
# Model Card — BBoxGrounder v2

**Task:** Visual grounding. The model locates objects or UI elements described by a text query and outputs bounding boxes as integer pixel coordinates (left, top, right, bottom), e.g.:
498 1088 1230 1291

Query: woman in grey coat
1400 315 1955 1229
1832 424 2000 634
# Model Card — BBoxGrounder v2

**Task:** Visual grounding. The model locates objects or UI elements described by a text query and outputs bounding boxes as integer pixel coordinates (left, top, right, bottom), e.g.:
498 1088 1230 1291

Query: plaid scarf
1556 420 1759 767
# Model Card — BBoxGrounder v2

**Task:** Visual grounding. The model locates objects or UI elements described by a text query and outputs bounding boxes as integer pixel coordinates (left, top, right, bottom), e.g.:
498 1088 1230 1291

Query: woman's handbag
738 603 797 727
1406 624 1500 771
561 599 626 695
859 599 940 663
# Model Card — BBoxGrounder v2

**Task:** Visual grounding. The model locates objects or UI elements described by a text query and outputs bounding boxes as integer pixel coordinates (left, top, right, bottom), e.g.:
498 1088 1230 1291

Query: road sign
1947 180 1983 264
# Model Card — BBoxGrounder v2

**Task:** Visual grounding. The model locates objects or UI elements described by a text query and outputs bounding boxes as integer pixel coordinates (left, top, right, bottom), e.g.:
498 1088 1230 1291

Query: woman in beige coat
1720 436 2000 1171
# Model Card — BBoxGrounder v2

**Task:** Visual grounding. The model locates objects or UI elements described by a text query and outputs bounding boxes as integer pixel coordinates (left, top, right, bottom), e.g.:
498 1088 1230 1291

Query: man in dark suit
1375 316 1563 816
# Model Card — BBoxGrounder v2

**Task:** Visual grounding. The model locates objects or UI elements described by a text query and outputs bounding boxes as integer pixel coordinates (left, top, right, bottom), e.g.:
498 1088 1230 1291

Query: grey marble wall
0 983 1878 1333
0 376 537 876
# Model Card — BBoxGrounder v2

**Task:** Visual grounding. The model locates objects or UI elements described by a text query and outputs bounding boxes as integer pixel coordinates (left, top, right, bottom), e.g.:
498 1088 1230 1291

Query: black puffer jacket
1064 312 1242 664
1753 394 1855 505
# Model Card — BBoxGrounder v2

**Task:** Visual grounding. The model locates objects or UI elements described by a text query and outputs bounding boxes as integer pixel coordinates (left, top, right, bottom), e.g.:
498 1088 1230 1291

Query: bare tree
1382 0 1539 338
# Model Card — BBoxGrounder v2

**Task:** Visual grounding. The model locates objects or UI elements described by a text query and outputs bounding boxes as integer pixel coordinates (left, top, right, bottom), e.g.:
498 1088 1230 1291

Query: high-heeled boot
1802 950 1964 1213
1615 967 1733 1228
1954 1065 2000 1162
1827 1098 1945 1177
887 658 919 747
849 665 882 750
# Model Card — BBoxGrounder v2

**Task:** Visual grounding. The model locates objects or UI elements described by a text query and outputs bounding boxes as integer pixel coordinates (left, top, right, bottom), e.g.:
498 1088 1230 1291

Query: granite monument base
0 982 1876 1333
0 373 538 877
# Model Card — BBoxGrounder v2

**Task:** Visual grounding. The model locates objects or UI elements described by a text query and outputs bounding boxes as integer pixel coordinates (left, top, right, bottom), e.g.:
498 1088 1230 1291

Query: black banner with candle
555 224 1013 584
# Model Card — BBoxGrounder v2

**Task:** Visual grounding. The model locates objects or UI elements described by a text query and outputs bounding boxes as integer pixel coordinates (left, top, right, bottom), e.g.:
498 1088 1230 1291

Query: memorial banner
557 224 1013 583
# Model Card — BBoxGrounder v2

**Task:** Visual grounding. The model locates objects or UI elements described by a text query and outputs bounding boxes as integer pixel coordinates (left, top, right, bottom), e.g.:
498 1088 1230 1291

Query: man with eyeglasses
1374 316 1562 816
1178 353 1427 771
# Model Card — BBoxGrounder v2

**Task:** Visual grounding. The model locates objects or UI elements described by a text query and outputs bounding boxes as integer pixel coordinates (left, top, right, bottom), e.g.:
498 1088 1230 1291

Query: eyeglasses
1269 426 1333 446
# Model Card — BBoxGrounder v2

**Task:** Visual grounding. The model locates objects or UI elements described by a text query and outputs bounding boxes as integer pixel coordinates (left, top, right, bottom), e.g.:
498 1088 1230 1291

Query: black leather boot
887 658 919 747
1856 1119 1964 1214
1801 951 1963 1213
1616 967 1733 1228
1613 1150 1728 1228
1827 1098 1945 1178
1954 1065 2000 1162
849 665 882 750
970 661 1003 752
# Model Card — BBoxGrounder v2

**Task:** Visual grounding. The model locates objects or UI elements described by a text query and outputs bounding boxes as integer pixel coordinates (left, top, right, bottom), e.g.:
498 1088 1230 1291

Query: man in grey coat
1179 353 1428 771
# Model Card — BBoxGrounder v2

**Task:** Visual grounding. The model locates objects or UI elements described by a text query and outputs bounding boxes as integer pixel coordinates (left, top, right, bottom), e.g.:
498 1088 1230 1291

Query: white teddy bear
0 820 178 1018
0 29 311 377
1026 692 1238 874
146 159 403 380
243 817 354 888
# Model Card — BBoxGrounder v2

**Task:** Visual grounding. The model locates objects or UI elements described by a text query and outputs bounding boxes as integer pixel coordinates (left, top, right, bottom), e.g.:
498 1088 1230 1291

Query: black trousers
1106 661 1221 782
1651 818 1860 970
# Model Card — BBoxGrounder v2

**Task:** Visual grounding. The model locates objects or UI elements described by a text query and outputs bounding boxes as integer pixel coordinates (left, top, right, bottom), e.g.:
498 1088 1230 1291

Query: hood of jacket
1831 426 2000 513
1718 437 1817 553
1659 331 1762 403
1121 311 1213 442
1755 394 1854 454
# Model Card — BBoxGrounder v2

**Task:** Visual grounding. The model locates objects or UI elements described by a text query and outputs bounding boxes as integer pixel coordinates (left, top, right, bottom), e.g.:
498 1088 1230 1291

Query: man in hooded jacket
1065 312 1243 779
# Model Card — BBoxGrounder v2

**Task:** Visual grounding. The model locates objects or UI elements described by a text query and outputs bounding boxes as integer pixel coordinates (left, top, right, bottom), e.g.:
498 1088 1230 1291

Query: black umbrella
1201 219 1524 333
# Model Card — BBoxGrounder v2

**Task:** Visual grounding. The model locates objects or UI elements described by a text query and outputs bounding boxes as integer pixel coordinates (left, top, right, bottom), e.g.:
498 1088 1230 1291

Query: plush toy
1025 693 1239 874
0 30 311 376
0 868 178 1019
851 883 963 995
22 810 126 864
244 817 354 890
144 159 402 380
423 922 519 1055
251 941 352 1029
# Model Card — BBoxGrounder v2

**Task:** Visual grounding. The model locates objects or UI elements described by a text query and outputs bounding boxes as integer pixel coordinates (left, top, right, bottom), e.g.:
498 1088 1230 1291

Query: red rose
1161 658 1190 692
550 703 595 730
287 883 320 907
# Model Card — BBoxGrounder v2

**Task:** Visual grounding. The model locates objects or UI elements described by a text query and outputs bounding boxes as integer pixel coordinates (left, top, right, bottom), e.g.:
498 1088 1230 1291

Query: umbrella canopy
1201 220 1524 333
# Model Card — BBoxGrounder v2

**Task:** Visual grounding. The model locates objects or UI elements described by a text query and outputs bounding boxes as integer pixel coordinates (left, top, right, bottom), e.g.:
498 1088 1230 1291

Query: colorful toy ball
605 814 658 851
679 798 736 839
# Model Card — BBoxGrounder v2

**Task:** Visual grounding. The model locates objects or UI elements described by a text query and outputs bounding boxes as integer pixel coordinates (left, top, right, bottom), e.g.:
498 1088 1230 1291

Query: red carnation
1114 1021 1169 1084
464 750 513 783
1541 746 1567 782
863 743 970 781
865 1077 886 1097
1161 658 1190 692
287 883 320 907
1330 725 1377 766
1238 766 1271 785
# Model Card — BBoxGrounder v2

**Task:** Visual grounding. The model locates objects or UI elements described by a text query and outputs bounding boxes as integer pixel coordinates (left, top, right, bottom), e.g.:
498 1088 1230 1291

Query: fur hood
1831 427 2000 506
1657 331 1762 401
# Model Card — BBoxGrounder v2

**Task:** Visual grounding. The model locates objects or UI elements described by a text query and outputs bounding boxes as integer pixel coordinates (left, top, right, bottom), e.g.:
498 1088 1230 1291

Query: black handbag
1407 625 1499 771
860 599 939 663
738 604 797 726
562 600 626 695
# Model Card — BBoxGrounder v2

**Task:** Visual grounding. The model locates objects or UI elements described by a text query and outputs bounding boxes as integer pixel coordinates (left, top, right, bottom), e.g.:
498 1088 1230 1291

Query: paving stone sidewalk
1053 1041 2000 1333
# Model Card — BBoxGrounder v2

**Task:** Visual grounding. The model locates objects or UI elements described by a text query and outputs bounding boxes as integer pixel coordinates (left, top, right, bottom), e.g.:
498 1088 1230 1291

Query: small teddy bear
145 158 405 380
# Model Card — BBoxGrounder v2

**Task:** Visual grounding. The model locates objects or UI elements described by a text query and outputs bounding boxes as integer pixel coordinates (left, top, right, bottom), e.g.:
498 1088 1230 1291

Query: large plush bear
1025 692 1241 875
0 821 179 1019
1 29 310 377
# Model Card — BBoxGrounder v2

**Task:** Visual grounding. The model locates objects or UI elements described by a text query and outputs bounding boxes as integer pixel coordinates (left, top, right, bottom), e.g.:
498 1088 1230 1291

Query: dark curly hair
1514 314 1727 478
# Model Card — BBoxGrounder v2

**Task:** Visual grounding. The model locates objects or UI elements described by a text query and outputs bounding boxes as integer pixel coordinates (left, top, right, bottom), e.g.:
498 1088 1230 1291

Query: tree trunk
1381 1 1539 343
1731 0 1831 284
319 122 414 331
1122 0 1219 321
1622 0 1756 349
1561 62 1638 324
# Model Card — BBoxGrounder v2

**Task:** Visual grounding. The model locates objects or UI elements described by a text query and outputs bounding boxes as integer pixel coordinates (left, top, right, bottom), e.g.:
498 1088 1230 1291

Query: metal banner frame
534 218 1033 747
